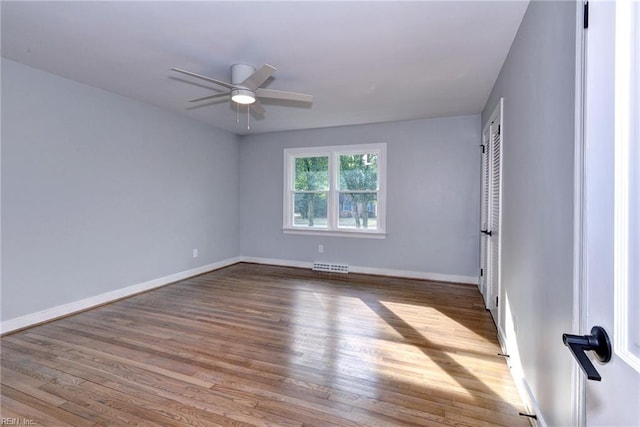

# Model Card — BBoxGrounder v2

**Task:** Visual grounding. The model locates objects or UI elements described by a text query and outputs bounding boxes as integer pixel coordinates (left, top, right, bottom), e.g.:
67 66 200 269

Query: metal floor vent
312 262 349 274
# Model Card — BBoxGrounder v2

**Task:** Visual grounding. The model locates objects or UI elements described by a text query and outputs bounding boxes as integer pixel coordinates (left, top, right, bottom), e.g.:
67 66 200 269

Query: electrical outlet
192 249 198 258
318 244 324 253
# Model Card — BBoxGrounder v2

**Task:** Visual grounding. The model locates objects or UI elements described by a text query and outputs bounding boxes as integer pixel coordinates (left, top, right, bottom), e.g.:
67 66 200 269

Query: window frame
283 143 387 238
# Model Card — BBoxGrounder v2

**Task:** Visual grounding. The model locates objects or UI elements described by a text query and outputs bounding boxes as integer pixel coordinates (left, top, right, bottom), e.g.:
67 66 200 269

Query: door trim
479 126 490 297
572 1 587 425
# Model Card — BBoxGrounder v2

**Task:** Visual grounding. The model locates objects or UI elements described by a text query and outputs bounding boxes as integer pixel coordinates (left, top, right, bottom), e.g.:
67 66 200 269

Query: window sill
282 228 387 239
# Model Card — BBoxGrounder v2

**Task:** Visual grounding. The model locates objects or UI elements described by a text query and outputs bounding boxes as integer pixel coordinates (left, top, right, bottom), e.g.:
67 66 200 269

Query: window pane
293 192 328 228
339 153 378 191
285 144 385 235
338 192 378 230
295 157 329 191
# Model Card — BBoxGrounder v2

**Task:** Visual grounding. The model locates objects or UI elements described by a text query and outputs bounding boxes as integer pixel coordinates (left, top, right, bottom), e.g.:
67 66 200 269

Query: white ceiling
1 1 528 136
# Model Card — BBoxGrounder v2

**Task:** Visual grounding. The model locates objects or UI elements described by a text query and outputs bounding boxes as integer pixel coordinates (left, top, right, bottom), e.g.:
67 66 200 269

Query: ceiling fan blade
185 98 228 110
256 88 312 103
171 68 235 90
251 98 265 115
241 64 276 90
188 92 230 103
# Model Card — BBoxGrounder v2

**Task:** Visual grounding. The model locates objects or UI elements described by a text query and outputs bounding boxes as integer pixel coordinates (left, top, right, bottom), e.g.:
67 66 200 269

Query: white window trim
283 143 387 238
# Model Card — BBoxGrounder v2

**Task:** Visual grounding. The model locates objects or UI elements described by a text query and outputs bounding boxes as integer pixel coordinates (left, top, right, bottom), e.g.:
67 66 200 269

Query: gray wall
1 59 480 323
1 59 240 321
482 1 576 425
239 115 481 278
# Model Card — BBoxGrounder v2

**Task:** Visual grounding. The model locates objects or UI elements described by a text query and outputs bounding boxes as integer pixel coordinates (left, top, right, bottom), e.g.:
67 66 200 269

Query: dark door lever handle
481 229 492 236
562 326 612 381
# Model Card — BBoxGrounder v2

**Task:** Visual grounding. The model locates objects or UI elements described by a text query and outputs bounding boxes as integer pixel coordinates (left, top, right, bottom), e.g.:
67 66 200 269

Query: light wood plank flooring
1 263 530 426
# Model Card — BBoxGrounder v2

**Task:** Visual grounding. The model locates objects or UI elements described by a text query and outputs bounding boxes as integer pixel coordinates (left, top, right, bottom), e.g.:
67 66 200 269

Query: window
283 143 386 238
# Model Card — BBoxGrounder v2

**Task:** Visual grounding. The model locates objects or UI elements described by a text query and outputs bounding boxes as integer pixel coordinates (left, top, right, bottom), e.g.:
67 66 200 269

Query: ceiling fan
171 64 313 116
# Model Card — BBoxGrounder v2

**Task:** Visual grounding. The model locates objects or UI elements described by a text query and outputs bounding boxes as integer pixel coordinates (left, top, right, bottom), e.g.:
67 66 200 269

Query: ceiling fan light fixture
231 89 256 105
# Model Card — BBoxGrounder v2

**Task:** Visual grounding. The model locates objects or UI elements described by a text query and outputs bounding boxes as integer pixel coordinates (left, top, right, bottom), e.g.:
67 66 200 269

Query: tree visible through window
284 144 386 237
339 153 378 229
294 156 328 228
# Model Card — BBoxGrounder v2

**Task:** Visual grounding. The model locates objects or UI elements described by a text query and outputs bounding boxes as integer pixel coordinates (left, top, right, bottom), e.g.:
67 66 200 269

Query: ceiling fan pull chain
247 105 250 130
236 103 239 123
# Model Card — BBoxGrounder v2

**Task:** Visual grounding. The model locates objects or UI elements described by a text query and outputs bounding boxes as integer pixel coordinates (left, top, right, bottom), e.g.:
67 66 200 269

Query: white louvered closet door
480 98 502 323
488 117 502 321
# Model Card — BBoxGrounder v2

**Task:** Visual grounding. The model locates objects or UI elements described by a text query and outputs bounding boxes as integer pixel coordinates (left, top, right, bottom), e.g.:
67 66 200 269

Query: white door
575 1 640 425
481 99 503 322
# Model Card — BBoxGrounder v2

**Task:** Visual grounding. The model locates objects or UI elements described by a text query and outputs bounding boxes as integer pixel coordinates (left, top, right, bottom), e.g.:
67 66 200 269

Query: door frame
479 126 490 298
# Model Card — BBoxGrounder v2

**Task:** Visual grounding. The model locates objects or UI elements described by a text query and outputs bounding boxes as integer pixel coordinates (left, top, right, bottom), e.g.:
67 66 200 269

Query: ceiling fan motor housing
231 64 256 85
231 64 257 104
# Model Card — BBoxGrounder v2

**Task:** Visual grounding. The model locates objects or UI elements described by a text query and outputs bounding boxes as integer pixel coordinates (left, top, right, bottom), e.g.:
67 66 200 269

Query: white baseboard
497 327 548 427
349 264 477 285
0 257 241 335
240 256 312 270
1 256 476 335
239 256 478 285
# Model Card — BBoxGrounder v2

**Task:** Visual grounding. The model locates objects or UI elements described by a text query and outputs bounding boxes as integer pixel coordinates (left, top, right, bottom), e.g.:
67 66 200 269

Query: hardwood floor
0 263 530 426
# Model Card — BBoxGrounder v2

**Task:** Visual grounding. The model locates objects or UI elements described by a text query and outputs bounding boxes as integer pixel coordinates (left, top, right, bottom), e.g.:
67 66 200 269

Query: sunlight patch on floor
287 292 511 402
379 300 493 344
